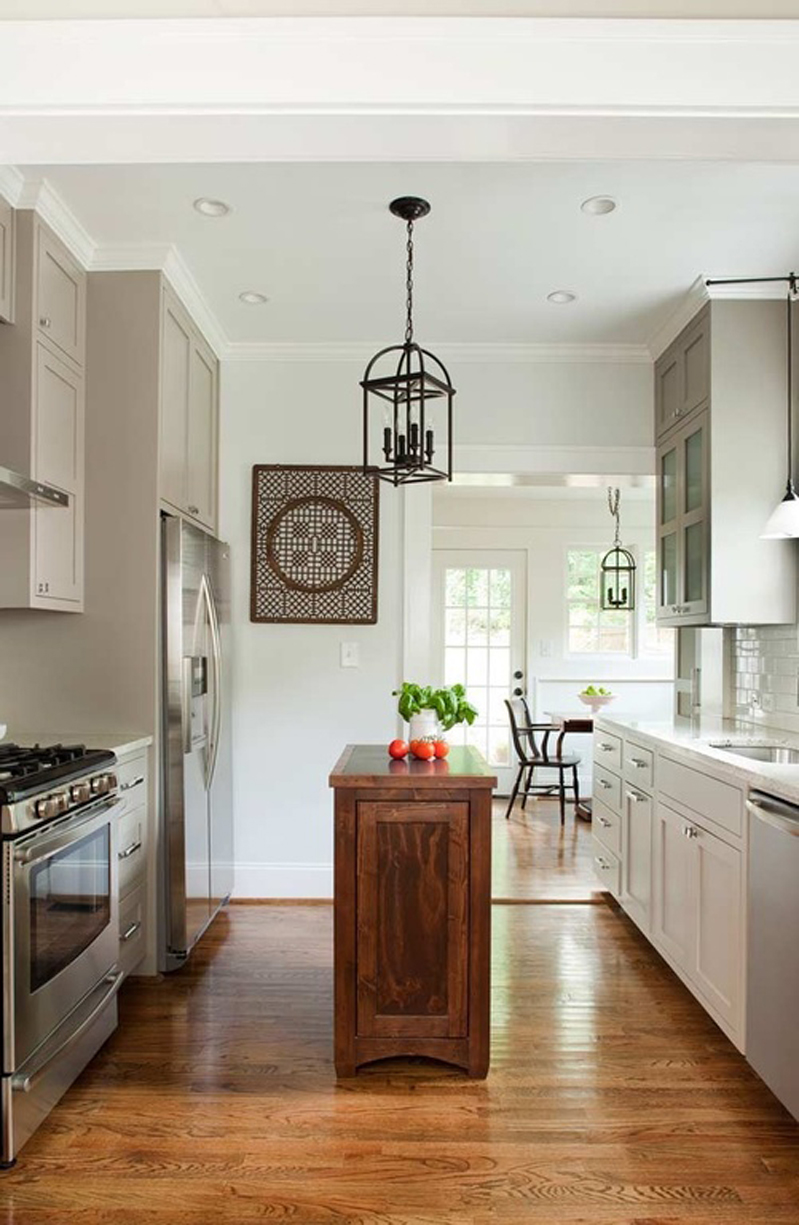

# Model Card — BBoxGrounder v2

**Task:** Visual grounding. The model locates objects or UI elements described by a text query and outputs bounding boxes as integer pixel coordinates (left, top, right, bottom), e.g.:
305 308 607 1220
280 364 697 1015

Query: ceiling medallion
361 196 456 487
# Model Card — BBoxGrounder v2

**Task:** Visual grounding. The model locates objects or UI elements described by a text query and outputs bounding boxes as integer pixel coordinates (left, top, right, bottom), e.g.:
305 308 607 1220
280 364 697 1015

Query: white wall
219 358 404 898
219 354 654 896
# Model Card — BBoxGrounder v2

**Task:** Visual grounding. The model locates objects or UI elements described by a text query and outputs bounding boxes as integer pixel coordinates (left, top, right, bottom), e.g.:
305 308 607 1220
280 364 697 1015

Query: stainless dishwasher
746 789 799 1122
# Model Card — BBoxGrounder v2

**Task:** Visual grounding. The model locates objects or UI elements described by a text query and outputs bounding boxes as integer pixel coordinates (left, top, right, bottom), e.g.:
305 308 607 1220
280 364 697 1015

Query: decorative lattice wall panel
250 465 379 624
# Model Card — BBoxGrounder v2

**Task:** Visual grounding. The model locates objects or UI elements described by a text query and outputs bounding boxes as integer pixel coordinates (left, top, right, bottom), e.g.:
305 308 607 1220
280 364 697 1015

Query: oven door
7 794 120 1070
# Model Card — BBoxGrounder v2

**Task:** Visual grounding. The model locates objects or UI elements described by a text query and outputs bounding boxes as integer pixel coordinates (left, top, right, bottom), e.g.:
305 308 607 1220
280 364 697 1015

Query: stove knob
91 774 115 795
71 781 92 804
35 792 69 819
35 796 55 819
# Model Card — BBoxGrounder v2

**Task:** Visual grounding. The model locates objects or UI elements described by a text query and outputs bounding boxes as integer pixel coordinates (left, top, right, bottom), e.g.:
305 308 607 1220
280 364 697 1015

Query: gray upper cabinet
655 300 795 627
0 210 85 612
159 284 218 533
0 195 14 324
655 305 710 443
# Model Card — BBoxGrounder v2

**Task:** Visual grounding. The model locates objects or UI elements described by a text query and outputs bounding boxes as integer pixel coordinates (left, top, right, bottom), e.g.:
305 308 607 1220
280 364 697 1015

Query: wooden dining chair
504 696 581 825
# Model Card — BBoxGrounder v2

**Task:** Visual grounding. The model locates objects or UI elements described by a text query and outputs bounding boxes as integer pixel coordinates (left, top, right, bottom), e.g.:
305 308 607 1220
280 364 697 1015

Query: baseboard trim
229 897 333 906
233 863 333 900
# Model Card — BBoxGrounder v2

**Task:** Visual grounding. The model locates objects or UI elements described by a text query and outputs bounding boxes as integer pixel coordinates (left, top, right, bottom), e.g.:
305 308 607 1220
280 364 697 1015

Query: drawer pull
630 758 648 769
598 743 616 753
626 790 646 804
683 825 699 839
121 920 141 943
39 316 51 329
120 775 145 792
118 839 142 861
595 856 611 871
597 779 612 790
598 816 612 828
188 504 200 516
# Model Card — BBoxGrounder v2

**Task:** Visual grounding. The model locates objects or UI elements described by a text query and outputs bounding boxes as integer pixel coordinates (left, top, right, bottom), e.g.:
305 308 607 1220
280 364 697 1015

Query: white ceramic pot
409 711 439 743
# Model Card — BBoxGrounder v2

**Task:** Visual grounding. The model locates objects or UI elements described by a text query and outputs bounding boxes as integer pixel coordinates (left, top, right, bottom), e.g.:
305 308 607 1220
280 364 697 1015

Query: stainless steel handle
39 316 51 328
187 504 200 516
182 656 193 755
11 971 124 1094
203 572 222 792
626 790 646 804
14 795 122 866
598 743 615 753
630 758 648 769
683 825 698 839
597 779 612 790
120 775 144 792
598 816 612 828
746 796 799 838
118 838 142 861
595 856 612 871
121 920 141 943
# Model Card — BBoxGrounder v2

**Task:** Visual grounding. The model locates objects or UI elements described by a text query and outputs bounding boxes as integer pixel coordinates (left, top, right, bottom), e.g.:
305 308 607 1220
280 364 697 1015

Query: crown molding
16 177 96 269
0 165 24 208
222 340 651 364
646 276 710 360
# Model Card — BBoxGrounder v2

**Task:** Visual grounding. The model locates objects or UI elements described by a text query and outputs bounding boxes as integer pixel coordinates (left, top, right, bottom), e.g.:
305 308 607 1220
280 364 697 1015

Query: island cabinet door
356 801 469 1040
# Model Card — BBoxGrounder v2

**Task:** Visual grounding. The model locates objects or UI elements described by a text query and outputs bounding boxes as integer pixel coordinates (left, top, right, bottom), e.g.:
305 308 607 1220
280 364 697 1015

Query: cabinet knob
39 316 51 329
512 687 523 697
513 670 523 680
683 825 698 839
187 504 200 516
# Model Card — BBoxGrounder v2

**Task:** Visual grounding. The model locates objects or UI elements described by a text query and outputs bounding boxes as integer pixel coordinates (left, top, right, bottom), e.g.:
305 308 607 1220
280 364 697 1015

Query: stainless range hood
0 465 68 509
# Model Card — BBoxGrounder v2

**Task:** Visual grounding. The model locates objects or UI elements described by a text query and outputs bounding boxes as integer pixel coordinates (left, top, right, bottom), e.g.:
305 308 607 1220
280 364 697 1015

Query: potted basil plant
393 682 478 744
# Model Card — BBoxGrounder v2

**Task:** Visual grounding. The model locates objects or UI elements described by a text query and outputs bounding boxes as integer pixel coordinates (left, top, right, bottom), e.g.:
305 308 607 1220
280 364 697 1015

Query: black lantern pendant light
361 197 456 486
601 487 636 611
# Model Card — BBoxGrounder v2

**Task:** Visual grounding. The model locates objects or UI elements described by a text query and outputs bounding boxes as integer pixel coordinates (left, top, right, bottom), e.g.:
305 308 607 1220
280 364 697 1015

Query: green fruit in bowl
580 685 612 697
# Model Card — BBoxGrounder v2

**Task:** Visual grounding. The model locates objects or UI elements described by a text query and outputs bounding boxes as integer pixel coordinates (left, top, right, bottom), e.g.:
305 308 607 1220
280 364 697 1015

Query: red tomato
388 739 409 759
408 739 420 755
412 740 436 760
433 740 449 758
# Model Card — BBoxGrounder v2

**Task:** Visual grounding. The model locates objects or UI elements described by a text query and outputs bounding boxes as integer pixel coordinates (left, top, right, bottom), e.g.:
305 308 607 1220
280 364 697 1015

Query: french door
432 550 527 793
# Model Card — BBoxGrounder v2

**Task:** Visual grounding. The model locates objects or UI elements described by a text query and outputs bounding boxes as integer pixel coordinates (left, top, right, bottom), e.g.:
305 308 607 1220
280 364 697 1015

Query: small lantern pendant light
601 487 636 611
361 197 456 486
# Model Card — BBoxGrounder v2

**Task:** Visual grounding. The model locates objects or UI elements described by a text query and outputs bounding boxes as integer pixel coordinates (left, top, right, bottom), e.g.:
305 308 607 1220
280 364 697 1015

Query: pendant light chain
405 218 415 345
789 274 796 492
608 487 621 546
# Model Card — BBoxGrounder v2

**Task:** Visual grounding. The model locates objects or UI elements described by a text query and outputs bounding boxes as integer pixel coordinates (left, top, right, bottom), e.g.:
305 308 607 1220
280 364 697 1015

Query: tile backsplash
731 624 799 733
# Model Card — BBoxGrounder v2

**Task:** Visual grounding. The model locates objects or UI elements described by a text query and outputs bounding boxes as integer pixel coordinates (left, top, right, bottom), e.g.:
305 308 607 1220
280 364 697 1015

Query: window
567 547 673 658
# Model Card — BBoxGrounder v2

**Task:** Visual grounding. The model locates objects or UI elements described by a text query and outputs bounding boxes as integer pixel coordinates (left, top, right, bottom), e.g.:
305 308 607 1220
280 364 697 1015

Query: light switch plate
340 642 360 668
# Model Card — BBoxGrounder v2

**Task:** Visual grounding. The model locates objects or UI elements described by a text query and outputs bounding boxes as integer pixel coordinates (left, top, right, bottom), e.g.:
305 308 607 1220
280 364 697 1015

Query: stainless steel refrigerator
161 514 234 971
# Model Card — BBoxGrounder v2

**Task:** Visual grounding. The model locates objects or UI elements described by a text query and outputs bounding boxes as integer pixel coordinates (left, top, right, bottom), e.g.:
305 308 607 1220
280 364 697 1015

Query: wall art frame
250 464 379 625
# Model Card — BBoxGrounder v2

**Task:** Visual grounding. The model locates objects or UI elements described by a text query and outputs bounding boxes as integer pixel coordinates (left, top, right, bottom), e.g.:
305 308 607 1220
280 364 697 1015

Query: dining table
543 709 595 821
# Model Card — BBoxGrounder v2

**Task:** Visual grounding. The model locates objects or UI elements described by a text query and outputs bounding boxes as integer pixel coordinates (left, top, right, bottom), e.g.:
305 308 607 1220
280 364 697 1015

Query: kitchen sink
708 742 799 764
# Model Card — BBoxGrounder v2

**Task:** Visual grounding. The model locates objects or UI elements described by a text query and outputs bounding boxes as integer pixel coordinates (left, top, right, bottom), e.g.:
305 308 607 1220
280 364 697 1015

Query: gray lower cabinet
0 194 14 323
655 299 796 627
116 748 149 979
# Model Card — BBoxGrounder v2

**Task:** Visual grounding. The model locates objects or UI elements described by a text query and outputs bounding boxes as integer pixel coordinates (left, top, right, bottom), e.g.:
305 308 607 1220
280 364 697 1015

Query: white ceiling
0 1 794 16
26 160 799 346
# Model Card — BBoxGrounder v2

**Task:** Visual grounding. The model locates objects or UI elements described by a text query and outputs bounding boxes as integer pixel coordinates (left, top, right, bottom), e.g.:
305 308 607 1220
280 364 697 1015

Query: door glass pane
661 448 677 524
30 826 111 992
661 533 678 607
684 522 704 603
444 565 514 768
685 427 704 514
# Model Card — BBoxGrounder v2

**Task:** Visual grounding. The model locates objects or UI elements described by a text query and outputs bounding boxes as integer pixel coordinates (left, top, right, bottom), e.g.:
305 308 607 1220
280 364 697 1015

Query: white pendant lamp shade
762 482 799 538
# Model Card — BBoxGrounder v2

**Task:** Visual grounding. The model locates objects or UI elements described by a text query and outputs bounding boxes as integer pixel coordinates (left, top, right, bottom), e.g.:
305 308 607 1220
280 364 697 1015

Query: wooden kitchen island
329 744 496 1079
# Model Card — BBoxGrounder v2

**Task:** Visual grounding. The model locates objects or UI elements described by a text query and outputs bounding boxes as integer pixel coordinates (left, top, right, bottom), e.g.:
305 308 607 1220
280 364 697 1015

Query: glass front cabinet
657 411 709 626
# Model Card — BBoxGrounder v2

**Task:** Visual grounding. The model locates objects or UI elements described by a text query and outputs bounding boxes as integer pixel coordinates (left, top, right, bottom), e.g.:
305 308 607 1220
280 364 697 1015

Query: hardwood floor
4 899 798 1223
493 796 599 901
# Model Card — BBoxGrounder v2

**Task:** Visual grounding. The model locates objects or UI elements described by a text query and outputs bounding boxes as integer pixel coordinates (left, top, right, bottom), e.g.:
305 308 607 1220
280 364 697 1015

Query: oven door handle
11 970 124 1095
13 795 122 867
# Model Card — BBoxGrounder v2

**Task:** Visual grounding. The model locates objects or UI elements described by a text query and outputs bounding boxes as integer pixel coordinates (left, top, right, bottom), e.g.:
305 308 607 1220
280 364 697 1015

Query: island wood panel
331 745 495 1078
356 800 469 1039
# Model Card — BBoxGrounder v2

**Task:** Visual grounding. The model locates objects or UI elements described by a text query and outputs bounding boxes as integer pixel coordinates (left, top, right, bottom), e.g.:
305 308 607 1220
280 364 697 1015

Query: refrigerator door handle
181 657 193 755
202 572 222 792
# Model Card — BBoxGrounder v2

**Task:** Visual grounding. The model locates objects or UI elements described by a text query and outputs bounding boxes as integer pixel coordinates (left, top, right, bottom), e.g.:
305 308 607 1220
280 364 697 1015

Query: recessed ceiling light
238 291 269 305
581 196 617 216
193 198 230 218
547 290 577 305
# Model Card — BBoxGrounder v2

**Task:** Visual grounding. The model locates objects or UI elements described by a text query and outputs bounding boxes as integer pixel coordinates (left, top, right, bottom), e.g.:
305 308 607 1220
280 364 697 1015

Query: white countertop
1 730 153 759
595 712 799 805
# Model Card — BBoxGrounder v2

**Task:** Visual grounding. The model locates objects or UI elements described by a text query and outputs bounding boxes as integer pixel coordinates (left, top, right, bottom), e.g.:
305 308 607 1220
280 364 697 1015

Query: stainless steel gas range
0 742 122 1167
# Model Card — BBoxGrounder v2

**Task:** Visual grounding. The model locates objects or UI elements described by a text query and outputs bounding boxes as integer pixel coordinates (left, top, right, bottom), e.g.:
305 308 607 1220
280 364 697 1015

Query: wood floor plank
1 828 797 1223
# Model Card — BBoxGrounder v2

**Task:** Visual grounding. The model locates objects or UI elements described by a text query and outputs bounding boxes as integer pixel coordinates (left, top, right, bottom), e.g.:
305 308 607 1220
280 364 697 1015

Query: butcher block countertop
329 743 497 790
